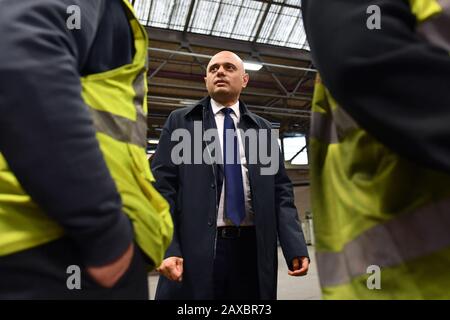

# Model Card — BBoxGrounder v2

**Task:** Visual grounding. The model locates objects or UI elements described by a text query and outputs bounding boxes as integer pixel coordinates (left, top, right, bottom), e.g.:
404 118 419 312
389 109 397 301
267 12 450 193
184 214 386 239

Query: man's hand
157 256 184 282
288 256 309 277
86 243 134 288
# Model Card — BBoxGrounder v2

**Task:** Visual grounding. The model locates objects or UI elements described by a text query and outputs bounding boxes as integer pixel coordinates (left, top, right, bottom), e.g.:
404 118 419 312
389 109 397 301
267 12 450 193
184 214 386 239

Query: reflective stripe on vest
310 0 450 299
311 109 359 144
89 70 147 148
79 0 173 267
415 0 450 51
317 197 450 288
0 0 173 263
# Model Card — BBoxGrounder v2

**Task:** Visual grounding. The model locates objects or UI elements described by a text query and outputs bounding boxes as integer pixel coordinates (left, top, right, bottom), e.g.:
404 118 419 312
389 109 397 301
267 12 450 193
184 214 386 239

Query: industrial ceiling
131 0 315 163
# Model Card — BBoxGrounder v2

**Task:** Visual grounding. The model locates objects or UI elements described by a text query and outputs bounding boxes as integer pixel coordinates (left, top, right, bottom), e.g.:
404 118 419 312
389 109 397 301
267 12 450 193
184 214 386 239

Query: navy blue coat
152 96 309 300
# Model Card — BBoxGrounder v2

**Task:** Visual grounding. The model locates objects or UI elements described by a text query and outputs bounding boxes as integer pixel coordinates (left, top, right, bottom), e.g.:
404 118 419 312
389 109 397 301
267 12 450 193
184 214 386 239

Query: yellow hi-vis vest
310 0 450 299
0 0 173 268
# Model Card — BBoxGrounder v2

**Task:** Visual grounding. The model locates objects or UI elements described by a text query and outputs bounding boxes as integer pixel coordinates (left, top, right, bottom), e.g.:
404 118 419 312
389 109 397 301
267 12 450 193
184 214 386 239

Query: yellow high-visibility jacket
0 0 173 268
309 0 450 299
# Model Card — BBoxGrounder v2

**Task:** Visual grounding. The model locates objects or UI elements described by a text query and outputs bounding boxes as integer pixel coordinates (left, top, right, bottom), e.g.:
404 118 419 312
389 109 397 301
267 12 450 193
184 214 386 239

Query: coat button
208 220 213 226
211 183 215 189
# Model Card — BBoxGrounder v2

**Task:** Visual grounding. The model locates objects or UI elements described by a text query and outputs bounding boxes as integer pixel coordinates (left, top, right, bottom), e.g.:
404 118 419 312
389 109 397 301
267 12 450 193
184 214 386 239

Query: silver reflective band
132 70 147 119
310 109 359 144
89 69 148 148
439 0 450 9
417 0 450 51
317 197 450 287
90 109 147 148
310 112 338 144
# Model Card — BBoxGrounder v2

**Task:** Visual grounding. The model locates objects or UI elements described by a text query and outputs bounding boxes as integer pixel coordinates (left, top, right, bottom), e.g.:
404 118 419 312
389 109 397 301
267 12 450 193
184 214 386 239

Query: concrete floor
148 245 322 300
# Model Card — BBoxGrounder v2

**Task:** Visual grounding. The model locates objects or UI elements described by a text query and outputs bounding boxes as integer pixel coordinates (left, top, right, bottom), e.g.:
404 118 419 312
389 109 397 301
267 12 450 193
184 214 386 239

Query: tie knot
221 108 233 116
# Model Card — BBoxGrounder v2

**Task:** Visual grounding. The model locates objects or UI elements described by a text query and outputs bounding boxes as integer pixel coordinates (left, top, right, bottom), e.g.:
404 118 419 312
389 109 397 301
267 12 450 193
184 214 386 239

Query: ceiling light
243 61 263 71
148 139 159 144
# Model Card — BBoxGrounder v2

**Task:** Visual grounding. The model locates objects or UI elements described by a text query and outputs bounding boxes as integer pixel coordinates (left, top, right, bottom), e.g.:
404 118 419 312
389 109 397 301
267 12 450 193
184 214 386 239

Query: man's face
204 51 249 106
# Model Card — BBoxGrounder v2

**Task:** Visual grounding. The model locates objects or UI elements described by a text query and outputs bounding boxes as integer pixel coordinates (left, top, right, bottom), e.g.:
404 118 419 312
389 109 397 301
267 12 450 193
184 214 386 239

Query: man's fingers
87 243 134 288
292 258 300 271
298 266 308 275
176 258 184 279
288 267 308 276
288 259 309 277
302 258 309 269
157 257 184 282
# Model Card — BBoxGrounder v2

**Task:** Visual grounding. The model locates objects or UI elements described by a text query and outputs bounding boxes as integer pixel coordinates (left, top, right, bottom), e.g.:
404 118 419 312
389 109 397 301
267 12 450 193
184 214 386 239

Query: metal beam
146 0 154 26
148 82 311 101
148 47 316 72
183 0 196 33
209 3 222 35
184 44 207 72
148 100 311 119
146 27 312 62
266 0 285 42
291 77 307 96
269 71 289 95
289 145 307 162
230 0 245 35
166 1 178 28
148 45 182 79
264 97 281 107
284 9 302 48
252 0 302 10
148 60 169 79
147 95 311 115
252 1 272 43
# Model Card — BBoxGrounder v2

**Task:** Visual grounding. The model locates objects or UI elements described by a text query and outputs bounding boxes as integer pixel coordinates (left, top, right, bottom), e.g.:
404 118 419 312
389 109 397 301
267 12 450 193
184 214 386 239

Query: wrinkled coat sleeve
273 130 310 270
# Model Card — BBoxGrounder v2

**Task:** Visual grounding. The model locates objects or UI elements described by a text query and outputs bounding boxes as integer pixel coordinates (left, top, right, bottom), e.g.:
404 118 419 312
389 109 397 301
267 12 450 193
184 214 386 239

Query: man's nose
217 65 226 75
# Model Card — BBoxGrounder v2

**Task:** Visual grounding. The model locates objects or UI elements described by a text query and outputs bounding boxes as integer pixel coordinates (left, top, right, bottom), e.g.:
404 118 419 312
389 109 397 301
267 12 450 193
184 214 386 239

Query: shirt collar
210 98 240 119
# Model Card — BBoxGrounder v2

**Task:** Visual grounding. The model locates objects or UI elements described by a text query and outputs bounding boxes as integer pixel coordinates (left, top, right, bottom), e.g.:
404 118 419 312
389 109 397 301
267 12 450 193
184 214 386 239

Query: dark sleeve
0 0 133 266
303 0 450 173
274 131 309 269
151 113 182 258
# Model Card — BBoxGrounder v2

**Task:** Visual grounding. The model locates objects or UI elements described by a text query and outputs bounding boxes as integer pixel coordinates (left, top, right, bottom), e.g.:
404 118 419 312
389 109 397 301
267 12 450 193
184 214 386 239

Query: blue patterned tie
221 108 246 226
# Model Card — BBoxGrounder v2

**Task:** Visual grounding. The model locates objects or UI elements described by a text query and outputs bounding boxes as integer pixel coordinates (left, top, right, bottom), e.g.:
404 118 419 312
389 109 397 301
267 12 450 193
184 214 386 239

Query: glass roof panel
132 0 308 50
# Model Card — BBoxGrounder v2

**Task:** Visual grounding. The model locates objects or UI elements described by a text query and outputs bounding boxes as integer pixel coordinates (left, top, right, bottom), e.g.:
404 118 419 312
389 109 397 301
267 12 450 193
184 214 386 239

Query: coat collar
183 96 261 128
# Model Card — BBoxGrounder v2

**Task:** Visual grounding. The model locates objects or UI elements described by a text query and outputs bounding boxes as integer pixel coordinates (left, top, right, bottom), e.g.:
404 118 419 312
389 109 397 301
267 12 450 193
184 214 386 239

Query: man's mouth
214 79 228 85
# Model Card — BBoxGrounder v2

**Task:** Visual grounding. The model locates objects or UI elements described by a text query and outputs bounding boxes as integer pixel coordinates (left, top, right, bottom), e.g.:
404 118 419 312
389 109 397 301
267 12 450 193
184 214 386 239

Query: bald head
204 51 249 107
206 51 246 74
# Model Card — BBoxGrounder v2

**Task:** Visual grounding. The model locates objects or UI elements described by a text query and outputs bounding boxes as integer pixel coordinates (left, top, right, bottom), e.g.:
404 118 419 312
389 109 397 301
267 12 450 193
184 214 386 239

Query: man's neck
212 97 239 107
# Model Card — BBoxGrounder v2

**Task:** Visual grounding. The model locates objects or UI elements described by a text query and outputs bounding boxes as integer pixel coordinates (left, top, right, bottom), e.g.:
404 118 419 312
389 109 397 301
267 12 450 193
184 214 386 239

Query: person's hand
157 256 184 282
86 242 134 288
288 256 309 277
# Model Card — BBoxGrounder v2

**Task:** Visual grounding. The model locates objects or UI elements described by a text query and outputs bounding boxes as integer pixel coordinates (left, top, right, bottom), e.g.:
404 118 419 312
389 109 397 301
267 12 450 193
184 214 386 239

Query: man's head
204 51 249 107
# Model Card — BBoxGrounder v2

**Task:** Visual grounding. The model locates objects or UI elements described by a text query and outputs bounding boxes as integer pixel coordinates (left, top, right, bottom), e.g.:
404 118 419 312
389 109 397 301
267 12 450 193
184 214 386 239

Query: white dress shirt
210 98 255 227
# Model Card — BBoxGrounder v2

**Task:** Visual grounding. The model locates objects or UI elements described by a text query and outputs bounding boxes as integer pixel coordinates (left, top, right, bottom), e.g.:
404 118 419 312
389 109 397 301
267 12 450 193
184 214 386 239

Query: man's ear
204 76 207 85
242 73 249 88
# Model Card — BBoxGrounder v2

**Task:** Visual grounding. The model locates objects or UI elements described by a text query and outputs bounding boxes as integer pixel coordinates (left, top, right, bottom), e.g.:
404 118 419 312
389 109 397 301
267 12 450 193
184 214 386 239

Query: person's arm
151 112 184 281
303 0 450 173
274 135 309 274
0 0 133 280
